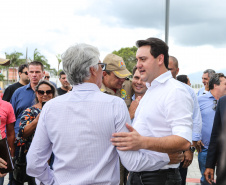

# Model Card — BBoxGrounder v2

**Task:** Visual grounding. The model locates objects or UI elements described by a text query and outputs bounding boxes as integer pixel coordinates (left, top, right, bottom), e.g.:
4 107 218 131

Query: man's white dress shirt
26 83 170 185
133 71 193 170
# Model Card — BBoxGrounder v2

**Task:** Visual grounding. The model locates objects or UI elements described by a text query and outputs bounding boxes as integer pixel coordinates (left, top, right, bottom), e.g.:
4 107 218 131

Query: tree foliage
5 51 24 82
56 54 62 77
31 48 57 76
112 46 137 73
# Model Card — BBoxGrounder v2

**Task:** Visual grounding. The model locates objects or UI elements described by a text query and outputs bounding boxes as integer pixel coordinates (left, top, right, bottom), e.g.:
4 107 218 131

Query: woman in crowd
13 80 57 185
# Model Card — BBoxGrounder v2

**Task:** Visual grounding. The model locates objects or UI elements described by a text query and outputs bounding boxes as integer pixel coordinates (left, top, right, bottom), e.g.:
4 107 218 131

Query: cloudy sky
1 0 226 79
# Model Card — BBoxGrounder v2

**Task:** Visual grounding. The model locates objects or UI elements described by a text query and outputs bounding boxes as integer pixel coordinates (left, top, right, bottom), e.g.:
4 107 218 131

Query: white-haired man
26 43 182 185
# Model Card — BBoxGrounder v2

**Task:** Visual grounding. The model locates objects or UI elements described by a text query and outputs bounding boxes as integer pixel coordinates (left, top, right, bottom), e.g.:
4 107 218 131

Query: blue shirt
10 83 35 135
198 91 216 149
181 83 202 141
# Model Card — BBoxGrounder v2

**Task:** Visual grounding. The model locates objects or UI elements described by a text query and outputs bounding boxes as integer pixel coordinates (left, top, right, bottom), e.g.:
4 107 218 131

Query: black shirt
57 88 68 96
2 82 24 102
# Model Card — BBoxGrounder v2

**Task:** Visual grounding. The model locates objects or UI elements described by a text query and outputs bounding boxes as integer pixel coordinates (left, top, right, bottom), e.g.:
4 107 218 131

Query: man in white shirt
111 38 193 184
26 43 183 185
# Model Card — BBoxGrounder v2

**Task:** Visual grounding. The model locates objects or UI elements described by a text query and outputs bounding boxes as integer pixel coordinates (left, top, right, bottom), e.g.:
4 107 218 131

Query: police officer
101 53 132 185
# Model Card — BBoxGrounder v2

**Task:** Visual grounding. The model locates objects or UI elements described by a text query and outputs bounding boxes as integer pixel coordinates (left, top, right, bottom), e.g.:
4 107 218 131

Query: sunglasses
37 90 53 96
22 71 28 75
98 63 107 71
45 76 50 79
212 100 218 111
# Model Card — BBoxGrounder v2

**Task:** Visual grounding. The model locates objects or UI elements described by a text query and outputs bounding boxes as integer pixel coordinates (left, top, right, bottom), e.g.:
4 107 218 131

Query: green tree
31 48 57 76
31 48 50 70
56 54 62 77
0 74 4 81
112 46 138 73
5 51 24 82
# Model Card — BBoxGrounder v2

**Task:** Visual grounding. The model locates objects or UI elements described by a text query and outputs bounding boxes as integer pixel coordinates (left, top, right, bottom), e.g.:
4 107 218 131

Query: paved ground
186 151 202 185
3 152 214 185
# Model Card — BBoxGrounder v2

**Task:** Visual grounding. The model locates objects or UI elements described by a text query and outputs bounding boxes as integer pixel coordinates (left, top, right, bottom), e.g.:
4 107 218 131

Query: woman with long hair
13 80 57 185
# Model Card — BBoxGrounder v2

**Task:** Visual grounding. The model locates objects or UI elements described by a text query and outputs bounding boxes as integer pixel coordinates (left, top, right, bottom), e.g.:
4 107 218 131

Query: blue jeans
198 147 211 185
0 177 4 185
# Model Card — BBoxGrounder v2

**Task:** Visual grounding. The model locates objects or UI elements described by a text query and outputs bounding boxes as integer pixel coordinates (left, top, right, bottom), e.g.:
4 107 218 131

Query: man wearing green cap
101 53 132 108
101 53 133 184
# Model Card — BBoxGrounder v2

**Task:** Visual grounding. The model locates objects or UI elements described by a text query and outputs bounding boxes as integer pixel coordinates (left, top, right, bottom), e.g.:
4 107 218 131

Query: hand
193 141 198 150
182 150 193 168
0 158 7 177
128 96 142 119
168 152 184 164
204 168 214 184
196 140 204 153
111 123 144 151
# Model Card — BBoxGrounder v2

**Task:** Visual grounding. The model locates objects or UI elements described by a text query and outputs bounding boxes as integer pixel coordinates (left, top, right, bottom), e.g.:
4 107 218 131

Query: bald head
168 56 179 78
44 71 50 81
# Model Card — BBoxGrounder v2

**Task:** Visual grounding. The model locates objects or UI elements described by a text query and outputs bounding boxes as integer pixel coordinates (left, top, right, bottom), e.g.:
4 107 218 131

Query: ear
18 72 22 76
157 54 164 66
90 67 97 77
176 68 179 76
103 71 108 77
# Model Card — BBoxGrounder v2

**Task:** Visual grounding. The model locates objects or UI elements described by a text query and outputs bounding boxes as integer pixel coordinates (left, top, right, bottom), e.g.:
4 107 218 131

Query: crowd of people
0 37 226 185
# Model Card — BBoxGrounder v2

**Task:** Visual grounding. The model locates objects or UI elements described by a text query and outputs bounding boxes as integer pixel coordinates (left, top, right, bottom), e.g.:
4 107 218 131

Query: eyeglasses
45 76 50 79
212 100 217 111
37 90 53 96
98 63 107 71
22 71 28 75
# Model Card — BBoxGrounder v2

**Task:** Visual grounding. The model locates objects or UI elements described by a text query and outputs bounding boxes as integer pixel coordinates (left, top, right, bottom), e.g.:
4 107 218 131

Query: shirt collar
72 82 100 92
206 91 216 99
132 94 135 101
26 83 32 90
146 71 172 88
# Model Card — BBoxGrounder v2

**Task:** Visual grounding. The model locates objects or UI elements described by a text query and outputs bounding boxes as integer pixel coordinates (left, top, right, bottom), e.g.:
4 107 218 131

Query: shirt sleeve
165 87 193 143
18 108 33 137
2 86 12 102
6 102 16 125
26 105 54 185
191 91 202 141
115 100 170 172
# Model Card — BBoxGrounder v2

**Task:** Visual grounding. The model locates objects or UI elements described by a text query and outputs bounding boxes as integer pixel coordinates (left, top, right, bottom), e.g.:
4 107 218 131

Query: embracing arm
112 123 190 153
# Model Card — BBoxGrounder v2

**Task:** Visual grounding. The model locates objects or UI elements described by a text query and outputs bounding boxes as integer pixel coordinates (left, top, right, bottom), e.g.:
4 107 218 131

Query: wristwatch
190 146 196 153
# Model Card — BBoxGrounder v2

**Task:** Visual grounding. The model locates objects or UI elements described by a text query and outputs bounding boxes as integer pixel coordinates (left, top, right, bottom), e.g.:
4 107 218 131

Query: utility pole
26 47 28 64
165 0 170 45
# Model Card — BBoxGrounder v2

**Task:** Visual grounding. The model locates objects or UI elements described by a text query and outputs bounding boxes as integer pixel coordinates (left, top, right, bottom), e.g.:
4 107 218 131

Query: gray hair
62 43 100 85
203 69 215 78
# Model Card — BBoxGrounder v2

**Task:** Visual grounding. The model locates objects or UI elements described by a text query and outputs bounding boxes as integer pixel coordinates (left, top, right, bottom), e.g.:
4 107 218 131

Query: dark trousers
179 161 188 185
127 168 182 185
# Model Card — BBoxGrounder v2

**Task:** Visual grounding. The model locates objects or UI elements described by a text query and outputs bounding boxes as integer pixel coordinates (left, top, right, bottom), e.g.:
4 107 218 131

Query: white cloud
1 0 226 79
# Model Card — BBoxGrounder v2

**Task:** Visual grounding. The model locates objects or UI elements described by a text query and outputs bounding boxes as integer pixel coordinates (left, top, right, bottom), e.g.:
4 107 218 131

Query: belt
140 168 179 175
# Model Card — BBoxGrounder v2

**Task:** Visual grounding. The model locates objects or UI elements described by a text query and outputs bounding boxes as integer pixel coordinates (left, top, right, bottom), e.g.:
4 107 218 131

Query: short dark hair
18 64 28 73
35 80 57 103
136 37 169 68
59 71 66 78
209 73 225 90
132 66 137 76
28 61 44 71
176 75 188 84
